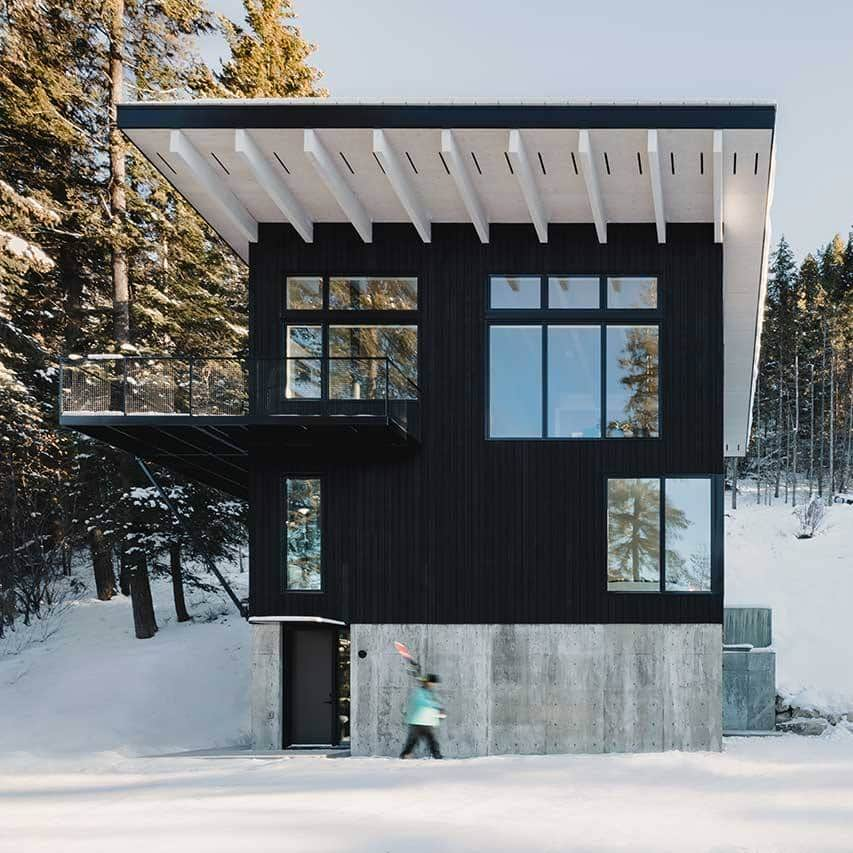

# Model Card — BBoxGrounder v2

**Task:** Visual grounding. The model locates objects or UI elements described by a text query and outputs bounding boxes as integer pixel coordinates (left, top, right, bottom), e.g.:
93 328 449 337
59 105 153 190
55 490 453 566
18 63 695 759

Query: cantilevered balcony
59 356 419 497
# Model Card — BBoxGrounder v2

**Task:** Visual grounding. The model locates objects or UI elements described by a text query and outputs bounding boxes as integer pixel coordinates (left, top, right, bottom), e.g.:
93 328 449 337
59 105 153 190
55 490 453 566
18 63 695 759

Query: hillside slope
0 566 249 759
726 493 853 713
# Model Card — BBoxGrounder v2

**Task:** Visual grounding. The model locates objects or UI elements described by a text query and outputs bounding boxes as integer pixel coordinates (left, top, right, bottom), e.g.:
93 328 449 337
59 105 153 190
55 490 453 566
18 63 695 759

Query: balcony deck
59 356 419 497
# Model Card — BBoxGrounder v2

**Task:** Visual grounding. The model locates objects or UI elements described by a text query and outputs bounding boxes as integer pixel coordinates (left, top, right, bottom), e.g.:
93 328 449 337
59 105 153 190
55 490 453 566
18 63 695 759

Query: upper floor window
487 275 659 439
283 277 418 399
286 276 417 312
329 277 417 310
606 476 714 593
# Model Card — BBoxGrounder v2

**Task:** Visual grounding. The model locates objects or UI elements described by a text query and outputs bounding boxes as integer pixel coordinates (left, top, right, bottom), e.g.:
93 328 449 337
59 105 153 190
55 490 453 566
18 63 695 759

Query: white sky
201 0 853 261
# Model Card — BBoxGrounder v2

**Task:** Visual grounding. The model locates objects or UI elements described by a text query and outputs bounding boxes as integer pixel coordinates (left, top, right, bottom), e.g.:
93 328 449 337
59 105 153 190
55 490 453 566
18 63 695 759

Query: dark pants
400 724 442 758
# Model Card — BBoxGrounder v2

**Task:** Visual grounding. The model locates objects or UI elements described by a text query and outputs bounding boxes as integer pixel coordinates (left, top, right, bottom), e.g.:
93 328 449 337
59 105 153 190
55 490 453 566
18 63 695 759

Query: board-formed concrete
722 647 776 732
351 624 722 757
250 622 283 750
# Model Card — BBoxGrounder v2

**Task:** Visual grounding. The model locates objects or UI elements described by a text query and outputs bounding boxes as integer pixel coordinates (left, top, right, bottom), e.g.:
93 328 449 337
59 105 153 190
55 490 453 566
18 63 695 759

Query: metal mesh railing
60 356 418 434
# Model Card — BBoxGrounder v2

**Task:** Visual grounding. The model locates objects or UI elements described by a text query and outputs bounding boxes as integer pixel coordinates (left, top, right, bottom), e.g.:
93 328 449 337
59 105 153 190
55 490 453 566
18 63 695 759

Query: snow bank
726 494 853 715
0 565 250 760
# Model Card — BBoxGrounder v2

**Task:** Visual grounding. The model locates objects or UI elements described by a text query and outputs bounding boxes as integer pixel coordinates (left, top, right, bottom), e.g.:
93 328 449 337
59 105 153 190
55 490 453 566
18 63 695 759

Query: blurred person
399 674 443 759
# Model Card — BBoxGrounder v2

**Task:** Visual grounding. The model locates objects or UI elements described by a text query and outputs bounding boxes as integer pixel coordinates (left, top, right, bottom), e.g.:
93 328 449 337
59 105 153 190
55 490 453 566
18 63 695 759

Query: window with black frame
283 277 418 402
606 476 715 593
282 477 322 592
487 276 659 438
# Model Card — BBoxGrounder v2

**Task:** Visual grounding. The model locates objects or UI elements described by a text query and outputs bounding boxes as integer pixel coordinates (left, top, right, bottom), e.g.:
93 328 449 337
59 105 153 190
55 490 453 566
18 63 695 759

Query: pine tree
218 0 326 98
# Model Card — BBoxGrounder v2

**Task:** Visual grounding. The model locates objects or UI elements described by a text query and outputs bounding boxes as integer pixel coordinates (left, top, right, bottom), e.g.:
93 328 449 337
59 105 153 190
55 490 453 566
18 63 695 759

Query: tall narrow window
548 326 600 437
489 325 542 437
285 326 322 399
607 478 661 591
606 325 659 437
665 478 712 591
283 478 321 591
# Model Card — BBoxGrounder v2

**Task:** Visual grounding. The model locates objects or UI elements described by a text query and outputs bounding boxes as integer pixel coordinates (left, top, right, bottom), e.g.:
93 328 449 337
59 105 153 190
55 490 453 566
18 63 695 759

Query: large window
487 275 659 439
283 478 321 591
607 476 714 593
283 277 418 400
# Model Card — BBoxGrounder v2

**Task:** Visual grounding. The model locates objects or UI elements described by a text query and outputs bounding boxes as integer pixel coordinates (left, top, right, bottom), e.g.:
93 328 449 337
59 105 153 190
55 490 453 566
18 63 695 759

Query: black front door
287 629 335 746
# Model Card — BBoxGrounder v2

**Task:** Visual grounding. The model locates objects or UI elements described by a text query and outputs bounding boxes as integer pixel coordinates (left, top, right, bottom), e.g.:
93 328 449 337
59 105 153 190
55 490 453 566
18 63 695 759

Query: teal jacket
406 685 442 727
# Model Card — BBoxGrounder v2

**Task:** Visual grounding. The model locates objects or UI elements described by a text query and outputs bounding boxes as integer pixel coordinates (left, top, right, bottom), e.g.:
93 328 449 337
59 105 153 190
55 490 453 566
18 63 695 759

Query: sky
200 0 853 261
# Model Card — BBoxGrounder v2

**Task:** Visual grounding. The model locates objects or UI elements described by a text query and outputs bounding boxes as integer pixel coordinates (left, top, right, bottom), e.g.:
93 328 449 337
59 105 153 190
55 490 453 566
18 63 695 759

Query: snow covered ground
726 492 853 714
2 734 853 852
0 563 250 758
1 496 852 851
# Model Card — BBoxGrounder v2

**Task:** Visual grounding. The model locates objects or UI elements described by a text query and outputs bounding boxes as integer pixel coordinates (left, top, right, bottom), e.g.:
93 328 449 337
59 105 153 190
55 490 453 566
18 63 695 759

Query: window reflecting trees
606 326 659 437
283 478 321 591
607 477 714 593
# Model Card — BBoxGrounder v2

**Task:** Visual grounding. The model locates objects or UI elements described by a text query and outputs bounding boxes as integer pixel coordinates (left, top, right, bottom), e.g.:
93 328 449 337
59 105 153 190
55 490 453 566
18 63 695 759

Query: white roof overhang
119 100 776 457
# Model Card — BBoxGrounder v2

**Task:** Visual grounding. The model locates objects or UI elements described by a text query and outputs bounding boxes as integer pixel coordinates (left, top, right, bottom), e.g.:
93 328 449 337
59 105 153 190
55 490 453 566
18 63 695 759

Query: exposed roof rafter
507 129 548 243
234 129 313 243
577 130 607 243
646 130 666 244
303 128 372 242
713 130 724 243
168 130 258 244
372 129 431 243
440 129 489 243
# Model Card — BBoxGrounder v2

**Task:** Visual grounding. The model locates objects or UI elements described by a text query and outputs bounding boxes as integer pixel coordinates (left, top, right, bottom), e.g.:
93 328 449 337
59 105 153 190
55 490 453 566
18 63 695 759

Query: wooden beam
577 130 606 243
303 128 372 242
507 129 547 243
234 129 313 243
647 129 666 244
169 130 257 244
372 129 430 242
440 129 489 243
713 130 724 243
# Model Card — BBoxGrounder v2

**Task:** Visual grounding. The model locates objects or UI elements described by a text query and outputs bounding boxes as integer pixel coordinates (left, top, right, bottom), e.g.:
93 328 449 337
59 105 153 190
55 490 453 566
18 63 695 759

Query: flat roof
118 99 776 457
119 99 776 130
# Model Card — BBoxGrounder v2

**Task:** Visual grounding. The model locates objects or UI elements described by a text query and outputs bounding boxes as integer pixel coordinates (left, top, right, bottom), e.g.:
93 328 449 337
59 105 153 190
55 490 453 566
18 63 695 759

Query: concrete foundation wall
723 647 776 732
250 623 283 750
351 624 722 757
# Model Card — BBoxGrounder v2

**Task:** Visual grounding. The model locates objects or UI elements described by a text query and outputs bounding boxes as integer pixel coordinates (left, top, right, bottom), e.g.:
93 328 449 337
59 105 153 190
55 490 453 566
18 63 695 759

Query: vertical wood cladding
248 222 724 624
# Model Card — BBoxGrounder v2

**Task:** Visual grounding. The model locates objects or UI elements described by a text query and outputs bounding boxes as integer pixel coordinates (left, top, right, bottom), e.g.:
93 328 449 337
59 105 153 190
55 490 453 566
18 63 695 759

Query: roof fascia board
119 103 777 131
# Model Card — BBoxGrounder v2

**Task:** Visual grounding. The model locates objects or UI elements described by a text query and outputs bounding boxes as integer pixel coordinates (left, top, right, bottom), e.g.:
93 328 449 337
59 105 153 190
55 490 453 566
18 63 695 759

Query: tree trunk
90 528 116 601
119 543 132 596
775 363 782 499
828 347 835 504
108 0 129 347
129 552 157 639
819 325 827 496
809 363 815 498
169 542 190 622
756 377 762 505
792 354 798 507
844 365 853 493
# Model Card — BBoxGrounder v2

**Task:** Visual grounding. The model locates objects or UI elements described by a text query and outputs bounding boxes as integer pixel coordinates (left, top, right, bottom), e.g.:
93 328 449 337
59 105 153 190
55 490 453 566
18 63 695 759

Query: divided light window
283 277 418 400
487 276 659 439
606 476 714 593
282 477 321 591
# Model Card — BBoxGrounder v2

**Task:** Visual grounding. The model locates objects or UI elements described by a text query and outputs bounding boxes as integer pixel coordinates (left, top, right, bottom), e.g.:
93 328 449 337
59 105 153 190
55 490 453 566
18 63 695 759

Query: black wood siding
248 222 724 624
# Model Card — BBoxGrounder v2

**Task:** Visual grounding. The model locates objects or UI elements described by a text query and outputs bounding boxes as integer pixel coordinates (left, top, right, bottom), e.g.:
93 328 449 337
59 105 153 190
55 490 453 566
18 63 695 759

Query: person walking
399 674 443 759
